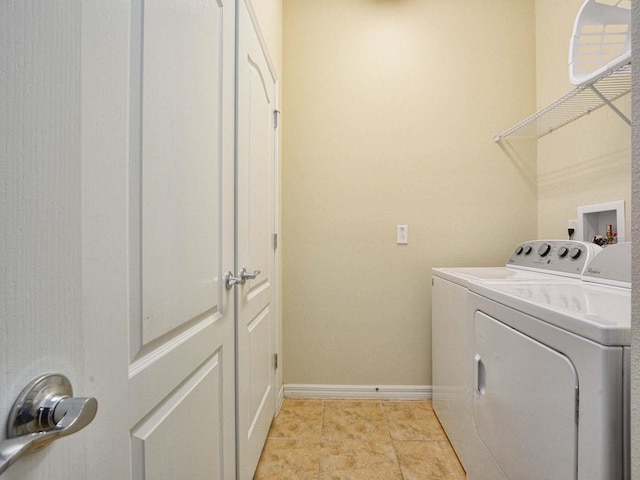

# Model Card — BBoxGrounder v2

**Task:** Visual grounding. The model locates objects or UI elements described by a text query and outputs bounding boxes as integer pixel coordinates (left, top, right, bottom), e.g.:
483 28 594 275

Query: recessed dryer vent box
578 200 625 243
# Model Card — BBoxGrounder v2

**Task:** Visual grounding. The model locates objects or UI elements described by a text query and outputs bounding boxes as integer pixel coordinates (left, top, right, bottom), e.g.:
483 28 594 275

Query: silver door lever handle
0 374 98 476
225 271 242 289
225 269 261 289
240 268 260 281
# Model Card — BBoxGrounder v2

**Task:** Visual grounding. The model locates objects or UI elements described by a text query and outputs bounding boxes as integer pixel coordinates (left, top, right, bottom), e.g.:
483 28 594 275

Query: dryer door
473 311 578 480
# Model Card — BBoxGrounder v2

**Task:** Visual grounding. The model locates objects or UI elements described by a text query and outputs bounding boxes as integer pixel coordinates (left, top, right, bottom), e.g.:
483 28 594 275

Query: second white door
236 1 279 478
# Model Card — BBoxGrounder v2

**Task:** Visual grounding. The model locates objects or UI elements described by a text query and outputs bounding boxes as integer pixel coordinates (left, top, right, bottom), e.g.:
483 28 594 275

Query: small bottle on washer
606 224 614 245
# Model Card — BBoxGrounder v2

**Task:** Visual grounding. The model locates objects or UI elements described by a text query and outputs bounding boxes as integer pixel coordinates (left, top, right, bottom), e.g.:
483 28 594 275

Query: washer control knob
515 246 523 255
558 247 569 258
569 247 582 259
538 243 551 257
523 246 533 255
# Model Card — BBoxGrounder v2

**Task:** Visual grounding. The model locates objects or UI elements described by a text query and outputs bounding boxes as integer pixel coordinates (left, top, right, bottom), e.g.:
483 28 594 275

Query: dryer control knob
558 247 569 258
569 247 582 259
515 246 524 255
523 246 533 255
538 244 551 257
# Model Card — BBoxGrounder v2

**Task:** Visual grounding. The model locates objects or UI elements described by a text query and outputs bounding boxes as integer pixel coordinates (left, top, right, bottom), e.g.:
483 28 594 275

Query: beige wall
536 0 632 240
282 0 538 386
251 0 283 76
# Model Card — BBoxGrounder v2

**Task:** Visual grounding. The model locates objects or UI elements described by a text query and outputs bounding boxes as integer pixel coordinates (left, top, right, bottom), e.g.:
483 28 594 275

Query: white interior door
236 1 278 478
128 1 236 478
2 1 237 479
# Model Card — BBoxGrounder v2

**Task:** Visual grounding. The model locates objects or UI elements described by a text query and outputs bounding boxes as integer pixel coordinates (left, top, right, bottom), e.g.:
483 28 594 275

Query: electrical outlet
397 225 408 244
568 219 578 240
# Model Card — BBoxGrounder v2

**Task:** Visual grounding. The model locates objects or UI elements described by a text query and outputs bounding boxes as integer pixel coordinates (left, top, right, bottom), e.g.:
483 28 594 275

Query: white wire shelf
493 62 631 142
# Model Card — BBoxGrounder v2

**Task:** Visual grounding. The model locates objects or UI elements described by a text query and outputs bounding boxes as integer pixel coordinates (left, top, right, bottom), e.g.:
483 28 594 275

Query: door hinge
274 109 280 129
575 386 580 424
273 233 278 249
274 353 279 369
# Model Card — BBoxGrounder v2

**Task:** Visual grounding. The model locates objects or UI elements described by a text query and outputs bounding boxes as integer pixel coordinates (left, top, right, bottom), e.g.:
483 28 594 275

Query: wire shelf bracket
493 62 631 142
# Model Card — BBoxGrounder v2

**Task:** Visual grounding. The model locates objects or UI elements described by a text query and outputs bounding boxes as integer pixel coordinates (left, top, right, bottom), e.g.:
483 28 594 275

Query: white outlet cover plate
397 225 408 244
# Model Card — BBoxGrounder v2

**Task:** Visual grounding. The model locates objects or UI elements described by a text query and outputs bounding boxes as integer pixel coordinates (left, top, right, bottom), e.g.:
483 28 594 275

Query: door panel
129 319 229 426
131 353 223 479
140 0 223 345
249 308 273 430
237 1 278 477
474 311 578 480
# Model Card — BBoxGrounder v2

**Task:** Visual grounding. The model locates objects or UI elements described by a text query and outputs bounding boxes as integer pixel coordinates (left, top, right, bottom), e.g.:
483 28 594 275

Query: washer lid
470 280 630 346
432 267 573 288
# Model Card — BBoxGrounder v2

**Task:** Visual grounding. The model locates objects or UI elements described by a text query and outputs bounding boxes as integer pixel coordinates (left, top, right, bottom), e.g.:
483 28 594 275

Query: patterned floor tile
254 399 466 480
394 440 466 480
320 440 403 480
253 438 321 480
268 398 323 440
382 401 448 441
322 400 389 441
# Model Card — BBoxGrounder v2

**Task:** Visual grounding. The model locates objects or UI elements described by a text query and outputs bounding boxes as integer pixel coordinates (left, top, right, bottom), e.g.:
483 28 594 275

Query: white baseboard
283 384 432 401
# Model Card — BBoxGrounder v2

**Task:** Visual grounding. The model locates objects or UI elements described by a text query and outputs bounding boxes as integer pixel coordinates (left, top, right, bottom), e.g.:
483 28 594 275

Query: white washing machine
432 240 601 479
467 243 630 480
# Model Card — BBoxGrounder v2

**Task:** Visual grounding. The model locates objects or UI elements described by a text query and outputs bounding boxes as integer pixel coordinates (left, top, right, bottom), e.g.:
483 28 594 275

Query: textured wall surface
282 0 537 386
251 0 282 76
630 0 639 475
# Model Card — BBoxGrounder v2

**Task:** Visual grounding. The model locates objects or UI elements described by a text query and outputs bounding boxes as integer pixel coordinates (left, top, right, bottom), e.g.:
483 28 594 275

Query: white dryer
467 243 630 480
431 240 601 478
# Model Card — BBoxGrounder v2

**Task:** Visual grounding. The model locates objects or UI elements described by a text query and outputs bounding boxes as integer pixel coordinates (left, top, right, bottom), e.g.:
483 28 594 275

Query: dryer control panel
506 240 601 278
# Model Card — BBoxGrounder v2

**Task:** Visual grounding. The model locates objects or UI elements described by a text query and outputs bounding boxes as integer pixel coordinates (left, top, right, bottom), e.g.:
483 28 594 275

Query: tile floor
253 398 466 480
